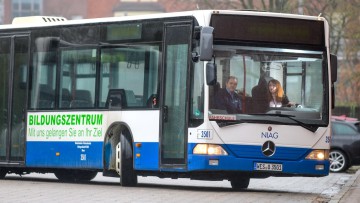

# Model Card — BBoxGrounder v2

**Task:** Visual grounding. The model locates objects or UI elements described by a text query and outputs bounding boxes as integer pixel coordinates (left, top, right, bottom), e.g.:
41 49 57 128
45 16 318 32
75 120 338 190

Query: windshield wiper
248 113 319 132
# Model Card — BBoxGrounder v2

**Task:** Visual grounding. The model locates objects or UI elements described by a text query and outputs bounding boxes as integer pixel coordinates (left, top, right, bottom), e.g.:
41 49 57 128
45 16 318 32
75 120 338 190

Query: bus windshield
209 45 327 126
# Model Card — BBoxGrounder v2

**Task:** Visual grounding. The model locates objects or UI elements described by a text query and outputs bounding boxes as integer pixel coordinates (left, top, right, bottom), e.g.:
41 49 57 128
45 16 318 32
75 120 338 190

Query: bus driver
214 76 242 114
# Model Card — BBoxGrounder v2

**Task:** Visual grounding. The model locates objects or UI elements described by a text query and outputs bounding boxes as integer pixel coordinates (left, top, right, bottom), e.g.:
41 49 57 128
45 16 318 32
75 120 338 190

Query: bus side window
70 90 93 108
124 90 137 107
38 84 54 109
60 88 71 108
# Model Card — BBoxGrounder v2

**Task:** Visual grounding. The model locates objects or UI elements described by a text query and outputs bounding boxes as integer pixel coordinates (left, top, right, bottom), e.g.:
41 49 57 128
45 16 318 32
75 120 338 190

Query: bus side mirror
330 54 337 83
199 26 214 61
206 62 217 85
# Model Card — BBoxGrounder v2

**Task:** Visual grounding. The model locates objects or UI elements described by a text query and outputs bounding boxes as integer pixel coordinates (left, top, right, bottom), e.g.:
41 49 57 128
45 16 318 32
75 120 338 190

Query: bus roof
0 10 326 30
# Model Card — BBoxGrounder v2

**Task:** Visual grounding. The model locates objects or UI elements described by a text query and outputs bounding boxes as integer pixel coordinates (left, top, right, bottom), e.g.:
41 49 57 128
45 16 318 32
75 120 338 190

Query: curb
329 170 360 203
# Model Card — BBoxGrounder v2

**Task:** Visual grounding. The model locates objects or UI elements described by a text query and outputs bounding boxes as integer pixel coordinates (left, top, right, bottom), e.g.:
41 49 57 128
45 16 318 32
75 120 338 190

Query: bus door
160 21 193 168
0 35 29 163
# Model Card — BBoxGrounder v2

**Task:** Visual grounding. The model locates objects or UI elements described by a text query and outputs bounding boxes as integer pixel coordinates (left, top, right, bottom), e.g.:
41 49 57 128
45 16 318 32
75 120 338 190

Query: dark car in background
330 118 360 172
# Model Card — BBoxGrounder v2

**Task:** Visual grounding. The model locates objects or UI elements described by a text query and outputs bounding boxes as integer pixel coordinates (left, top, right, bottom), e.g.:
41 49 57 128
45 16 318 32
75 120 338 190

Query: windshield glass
209 45 327 124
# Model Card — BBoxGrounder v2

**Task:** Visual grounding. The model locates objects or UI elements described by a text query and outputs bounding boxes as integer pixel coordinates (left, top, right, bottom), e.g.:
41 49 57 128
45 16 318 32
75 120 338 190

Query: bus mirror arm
206 61 217 86
199 26 214 61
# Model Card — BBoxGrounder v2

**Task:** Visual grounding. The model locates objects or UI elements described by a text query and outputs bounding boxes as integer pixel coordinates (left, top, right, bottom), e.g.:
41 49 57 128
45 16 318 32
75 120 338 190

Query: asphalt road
0 171 354 203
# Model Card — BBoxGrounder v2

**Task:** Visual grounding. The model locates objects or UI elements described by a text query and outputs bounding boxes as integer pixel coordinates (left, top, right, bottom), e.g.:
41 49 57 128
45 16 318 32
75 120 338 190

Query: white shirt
269 97 282 107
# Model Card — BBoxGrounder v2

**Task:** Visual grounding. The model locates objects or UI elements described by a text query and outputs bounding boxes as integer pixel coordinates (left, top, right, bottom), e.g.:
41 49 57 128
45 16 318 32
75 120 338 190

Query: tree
302 0 360 105
238 0 297 12
176 0 298 12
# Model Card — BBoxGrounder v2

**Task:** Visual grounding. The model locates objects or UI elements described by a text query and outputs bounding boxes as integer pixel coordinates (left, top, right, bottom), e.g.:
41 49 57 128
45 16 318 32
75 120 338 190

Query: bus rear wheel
116 132 137 186
0 168 7 179
76 171 98 181
230 176 250 190
54 170 98 182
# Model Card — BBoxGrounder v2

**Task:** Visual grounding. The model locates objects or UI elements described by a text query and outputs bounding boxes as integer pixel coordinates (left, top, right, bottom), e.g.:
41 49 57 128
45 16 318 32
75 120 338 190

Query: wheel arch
103 121 134 176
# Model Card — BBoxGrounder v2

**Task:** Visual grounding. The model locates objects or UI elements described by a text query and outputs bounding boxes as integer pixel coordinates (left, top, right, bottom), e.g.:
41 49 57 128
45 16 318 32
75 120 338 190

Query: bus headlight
193 144 228 155
305 149 329 160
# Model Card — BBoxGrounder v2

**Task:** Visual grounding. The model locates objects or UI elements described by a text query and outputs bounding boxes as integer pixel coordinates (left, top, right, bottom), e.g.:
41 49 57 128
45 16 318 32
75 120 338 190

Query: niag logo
261 132 279 139
261 126 279 139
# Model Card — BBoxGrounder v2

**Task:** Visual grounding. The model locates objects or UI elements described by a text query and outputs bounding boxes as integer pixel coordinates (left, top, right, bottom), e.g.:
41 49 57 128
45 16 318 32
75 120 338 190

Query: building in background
1 0 198 24
86 0 119 19
3 0 91 23
113 0 164 16
3 0 42 24
43 0 87 20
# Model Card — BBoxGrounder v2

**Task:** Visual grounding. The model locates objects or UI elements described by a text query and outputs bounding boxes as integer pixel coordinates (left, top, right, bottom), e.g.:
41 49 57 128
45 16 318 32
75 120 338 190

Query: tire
119 132 137 186
230 176 250 190
0 168 7 179
329 150 349 172
54 170 75 182
55 170 98 182
76 171 98 181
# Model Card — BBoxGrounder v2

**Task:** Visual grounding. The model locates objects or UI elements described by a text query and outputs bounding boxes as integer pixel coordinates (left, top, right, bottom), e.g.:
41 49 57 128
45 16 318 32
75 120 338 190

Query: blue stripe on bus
224 143 309 160
25 141 329 176
133 142 328 176
134 142 159 170
26 141 103 169
25 141 160 170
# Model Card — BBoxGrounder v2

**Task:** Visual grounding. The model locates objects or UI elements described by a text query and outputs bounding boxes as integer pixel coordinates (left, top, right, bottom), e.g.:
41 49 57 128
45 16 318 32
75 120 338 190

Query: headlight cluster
193 144 228 155
305 149 329 160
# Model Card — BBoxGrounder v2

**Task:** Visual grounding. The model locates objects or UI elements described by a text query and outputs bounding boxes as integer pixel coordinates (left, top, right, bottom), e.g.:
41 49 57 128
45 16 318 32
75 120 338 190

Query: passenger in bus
268 79 295 107
251 76 270 113
214 76 242 114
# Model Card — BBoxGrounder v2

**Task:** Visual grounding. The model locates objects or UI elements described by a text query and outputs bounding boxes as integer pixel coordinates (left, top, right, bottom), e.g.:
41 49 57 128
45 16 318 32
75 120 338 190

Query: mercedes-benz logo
262 141 276 157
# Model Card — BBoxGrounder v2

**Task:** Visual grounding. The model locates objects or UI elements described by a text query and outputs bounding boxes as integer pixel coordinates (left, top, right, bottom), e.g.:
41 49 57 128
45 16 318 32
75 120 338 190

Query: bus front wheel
117 132 137 186
230 176 250 190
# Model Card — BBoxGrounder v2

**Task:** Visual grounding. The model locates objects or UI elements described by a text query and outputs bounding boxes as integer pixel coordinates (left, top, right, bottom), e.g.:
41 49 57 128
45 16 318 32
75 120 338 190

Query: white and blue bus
0 10 337 189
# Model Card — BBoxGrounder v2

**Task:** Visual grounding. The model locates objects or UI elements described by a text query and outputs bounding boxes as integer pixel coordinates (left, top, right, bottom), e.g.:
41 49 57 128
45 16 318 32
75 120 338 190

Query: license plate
255 162 283 171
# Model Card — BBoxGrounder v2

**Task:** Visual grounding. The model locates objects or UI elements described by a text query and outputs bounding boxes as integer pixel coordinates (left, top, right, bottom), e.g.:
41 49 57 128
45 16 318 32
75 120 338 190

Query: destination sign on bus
106 23 142 41
210 14 325 46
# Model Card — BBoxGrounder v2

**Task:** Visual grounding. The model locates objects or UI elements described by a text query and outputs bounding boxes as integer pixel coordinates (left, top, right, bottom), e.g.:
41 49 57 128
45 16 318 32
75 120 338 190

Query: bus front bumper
188 154 330 177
